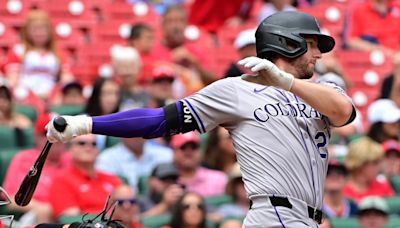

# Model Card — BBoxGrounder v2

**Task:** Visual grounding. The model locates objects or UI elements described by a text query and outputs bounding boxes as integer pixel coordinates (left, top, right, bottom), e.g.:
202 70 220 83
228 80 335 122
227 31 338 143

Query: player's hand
46 115 92 143
238 56 294 91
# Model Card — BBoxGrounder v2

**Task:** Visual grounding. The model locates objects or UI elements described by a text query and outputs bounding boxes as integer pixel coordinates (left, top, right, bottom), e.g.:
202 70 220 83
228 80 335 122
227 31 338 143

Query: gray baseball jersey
183 76 351 209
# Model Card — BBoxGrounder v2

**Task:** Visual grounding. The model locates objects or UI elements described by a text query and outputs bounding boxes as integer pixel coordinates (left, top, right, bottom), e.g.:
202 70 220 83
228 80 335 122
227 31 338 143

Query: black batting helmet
256 11 335 59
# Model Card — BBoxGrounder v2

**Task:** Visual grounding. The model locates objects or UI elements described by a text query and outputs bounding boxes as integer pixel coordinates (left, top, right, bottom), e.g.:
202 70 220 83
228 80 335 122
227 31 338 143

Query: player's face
291 36 321 79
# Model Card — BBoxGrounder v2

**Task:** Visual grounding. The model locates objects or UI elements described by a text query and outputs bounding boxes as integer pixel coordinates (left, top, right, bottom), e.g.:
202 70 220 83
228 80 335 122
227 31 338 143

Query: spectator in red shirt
343 137 395 204
381 140 400 180
3 112 68 224
110 185 142 228
171 132 228 197
155 6 217 92
147 64 177 108
48 134 121 219
345 0 400 56
127 23 156 84
3 10 73 100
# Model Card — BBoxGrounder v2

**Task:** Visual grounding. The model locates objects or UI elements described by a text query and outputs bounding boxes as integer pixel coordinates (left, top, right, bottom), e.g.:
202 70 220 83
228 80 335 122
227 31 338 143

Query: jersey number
314 132 327 159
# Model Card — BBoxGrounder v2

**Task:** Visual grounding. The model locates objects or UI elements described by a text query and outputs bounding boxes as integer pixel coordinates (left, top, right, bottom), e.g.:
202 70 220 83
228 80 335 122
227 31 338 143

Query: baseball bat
14 116 67 206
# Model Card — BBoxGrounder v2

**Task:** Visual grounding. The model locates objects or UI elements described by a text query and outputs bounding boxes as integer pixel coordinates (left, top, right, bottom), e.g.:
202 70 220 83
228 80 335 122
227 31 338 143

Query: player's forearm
290 79 354 126
92 108 167 138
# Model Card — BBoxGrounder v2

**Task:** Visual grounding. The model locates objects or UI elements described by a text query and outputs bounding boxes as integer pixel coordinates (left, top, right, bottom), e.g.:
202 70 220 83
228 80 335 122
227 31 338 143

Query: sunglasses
179 142 200 151
183 203 204 210
75 141 97 147
116 198 137 205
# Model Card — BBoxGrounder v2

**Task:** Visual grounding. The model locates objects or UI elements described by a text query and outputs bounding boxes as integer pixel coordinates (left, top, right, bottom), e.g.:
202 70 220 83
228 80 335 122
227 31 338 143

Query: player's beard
293 59 315 79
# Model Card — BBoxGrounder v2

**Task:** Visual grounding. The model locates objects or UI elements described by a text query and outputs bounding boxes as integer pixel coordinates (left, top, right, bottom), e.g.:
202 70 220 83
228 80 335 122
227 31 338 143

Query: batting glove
46 115 92 143
238 57 294 91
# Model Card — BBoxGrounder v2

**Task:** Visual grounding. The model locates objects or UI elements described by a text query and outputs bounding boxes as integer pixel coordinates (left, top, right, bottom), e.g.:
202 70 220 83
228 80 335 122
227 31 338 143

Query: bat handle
53 116 67 133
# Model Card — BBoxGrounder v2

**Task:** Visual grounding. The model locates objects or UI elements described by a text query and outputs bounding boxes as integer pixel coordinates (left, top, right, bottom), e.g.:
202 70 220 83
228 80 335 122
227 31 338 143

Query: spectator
317 73 363 143
219 219 242 228
59 81 85 106
216 163 248 220
224 29 256 78
0 84 32 129
380 52 400 107
367 99 400 143
323 161 358 218
110 185 142 228
319 217 331 228
164 192 207 228
343 137 395 204
3 10 73 100
3 112 68 224
48 134 121 219
147 64 177 108
155 5 216 89
141 163 185 217
188 0 254 34
84 77 121 150
95 137 172 190
258 0 297 23
110 45 149 110
357 197 389 228
345 0 400 56
381 140 400 180
127 23 155 84
171 132 228 197
203 127 236 174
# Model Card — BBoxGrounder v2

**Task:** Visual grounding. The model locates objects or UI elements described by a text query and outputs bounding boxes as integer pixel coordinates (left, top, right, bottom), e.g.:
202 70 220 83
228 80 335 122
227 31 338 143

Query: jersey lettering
183 105 193 123
254 102 322 123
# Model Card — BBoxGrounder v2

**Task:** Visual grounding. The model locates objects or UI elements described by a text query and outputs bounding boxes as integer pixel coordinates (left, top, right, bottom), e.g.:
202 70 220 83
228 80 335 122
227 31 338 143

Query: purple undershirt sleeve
91 108 166 139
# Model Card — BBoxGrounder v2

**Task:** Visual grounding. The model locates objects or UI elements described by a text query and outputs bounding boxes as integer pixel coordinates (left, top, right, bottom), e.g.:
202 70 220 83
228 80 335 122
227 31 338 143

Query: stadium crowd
0 0 399 227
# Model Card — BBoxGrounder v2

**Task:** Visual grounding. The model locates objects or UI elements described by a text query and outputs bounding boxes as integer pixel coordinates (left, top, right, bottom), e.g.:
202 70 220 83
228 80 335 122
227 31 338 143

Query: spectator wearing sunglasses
110 185 142 228
141 163 185 218
49 134 122 219
3 112 68 224
162 192 207 228
171 132 228 197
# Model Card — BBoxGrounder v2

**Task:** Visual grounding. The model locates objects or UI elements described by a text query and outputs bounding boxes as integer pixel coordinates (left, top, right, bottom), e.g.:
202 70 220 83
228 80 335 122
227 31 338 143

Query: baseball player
46 12 355 227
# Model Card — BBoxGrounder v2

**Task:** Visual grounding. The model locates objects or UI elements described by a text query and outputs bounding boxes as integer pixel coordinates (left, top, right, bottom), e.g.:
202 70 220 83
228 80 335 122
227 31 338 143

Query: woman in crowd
3 10 73 101
164 192 207 228
0 84 31 129
84 77 121 150
203 127 236 174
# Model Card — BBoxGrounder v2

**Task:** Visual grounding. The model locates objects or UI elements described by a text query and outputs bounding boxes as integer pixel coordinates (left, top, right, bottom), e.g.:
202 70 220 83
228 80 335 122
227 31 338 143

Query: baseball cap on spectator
382 140 400 156
151 163 179 180
345 137 383 172
35 112 53 135
367 99 400 124
61 81 83 95
151 64 175 82
327 160 347 176
170 132 200 149
234 29 256 50
358 197 389 216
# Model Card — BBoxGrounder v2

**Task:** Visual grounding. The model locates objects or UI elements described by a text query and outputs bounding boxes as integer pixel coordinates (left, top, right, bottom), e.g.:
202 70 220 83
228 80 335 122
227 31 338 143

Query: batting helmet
256 11 335 59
